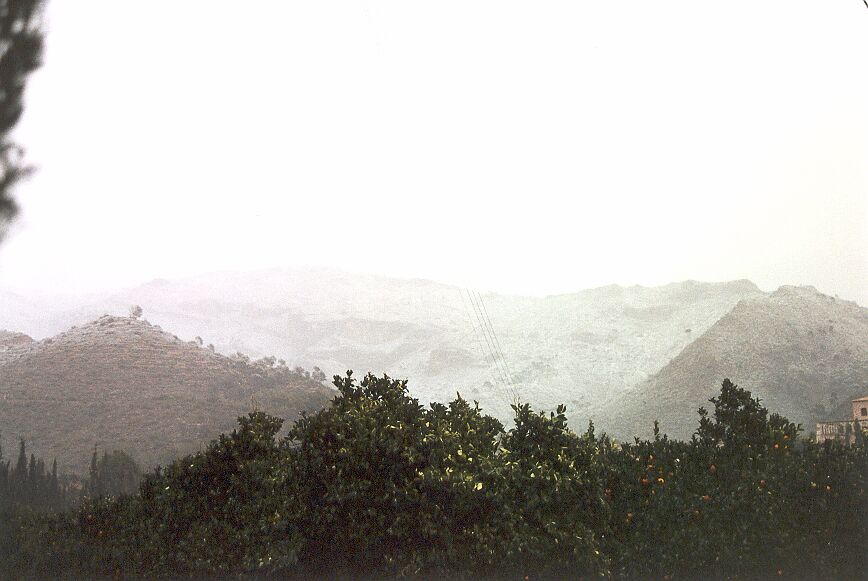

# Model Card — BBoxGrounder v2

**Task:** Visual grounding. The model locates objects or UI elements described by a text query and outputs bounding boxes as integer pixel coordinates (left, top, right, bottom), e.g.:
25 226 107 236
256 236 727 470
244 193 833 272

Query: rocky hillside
0 269 764 423
601 286 868 440
0 315 335 474
0 330 33 348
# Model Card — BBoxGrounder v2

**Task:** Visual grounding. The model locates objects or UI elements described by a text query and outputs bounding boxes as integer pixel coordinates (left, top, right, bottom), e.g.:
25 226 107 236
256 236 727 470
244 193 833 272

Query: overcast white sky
1 1 866 303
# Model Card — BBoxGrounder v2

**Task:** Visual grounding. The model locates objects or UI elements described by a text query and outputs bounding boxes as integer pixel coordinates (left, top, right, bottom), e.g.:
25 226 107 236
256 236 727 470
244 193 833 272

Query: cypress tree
26 452 36 503
0 459 7 506
15 439 26 484
35 456 45 505
88 446 99 497
50 457 59 509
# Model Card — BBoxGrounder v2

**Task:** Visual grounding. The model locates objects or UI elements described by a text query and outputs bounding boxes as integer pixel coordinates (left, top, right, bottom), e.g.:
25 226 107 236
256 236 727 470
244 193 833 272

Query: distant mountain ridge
5 270 863 444
601 285 868 440
0 314 335 474
1 269 765 425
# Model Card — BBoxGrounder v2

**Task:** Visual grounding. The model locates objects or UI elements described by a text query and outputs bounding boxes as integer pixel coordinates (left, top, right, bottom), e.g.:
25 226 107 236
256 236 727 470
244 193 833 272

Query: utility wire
457 288 513 409
475 290 513 385
456 289 501 388
464 288 518 410
466 289 511 389
475 290 519 402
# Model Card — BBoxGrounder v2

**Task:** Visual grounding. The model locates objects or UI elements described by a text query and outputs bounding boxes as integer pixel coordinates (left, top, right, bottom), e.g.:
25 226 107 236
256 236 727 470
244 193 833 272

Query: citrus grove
2 375 866 579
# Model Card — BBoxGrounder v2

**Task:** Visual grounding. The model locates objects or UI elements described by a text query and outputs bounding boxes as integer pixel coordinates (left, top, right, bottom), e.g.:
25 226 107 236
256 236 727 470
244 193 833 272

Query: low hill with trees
0 313 335 474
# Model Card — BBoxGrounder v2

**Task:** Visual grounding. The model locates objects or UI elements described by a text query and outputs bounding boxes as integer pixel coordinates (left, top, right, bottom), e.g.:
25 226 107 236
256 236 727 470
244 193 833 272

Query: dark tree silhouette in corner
0 0 45 242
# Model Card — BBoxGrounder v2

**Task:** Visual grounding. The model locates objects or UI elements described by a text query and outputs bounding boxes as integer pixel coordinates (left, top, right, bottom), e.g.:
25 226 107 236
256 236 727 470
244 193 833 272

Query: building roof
853 396 868 402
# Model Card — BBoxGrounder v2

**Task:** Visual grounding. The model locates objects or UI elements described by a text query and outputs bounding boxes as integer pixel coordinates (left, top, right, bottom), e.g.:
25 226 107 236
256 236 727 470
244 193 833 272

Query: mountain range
2 268 866 469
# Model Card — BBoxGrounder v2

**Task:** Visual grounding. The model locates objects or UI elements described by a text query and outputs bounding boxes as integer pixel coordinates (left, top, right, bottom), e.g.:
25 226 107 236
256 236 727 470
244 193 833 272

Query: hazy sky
1 1 866 303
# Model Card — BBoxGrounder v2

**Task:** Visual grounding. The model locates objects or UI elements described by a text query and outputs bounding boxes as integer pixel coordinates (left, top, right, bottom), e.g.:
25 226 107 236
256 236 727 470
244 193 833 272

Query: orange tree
602 379 867 580
281 371 610 579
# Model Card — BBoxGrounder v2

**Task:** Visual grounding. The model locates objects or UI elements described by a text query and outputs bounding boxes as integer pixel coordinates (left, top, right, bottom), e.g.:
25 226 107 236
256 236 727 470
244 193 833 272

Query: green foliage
0 0 45 239
87 449 142 498
1 375 866 580
286 372 608 578
602 380 867 580
95 412 301 577
2 411 303 578
695 378 800 450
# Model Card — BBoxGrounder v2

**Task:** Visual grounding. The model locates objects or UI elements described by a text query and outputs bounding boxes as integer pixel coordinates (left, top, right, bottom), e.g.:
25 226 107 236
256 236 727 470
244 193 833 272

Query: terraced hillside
602 286 868 440
0 315 335 474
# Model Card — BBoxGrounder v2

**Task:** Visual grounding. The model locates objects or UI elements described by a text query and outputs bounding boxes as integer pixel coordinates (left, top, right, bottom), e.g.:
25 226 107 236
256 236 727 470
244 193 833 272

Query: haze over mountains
3 269 765 417
2 268 866 468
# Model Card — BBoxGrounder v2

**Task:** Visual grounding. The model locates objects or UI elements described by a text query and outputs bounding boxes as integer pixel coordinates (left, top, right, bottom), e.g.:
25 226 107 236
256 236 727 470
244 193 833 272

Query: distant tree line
0 438 67 512
0 437 142 514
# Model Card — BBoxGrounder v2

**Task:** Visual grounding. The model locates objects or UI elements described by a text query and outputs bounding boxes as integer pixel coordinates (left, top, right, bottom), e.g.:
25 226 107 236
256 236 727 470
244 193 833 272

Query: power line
466 289 511 389
475 290 519 402
457 288 513 409
475 290 512 384
463 288 510 394
462 288 520 409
